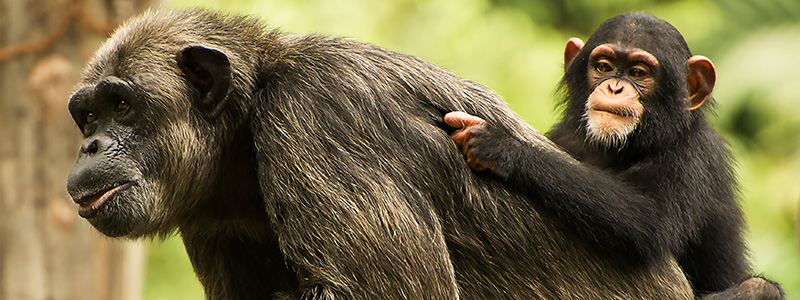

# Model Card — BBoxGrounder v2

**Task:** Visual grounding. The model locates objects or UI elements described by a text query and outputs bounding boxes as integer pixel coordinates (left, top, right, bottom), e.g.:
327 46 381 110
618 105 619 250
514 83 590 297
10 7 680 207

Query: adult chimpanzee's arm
445 112 687 264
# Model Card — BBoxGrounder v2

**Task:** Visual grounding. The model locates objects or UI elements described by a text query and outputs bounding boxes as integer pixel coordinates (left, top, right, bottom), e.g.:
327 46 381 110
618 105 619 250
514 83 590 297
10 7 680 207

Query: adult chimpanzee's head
559 12 716 149
65 10 263 237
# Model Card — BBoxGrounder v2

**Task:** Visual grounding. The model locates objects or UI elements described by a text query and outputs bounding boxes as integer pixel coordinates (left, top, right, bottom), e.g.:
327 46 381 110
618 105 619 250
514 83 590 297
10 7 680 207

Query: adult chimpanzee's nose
78 136 114 157
81 139 99 155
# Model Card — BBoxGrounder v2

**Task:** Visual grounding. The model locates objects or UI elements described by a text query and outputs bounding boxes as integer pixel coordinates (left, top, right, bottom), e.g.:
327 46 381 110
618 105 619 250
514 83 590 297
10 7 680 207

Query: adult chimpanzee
445 12 783 300
66 8 694 299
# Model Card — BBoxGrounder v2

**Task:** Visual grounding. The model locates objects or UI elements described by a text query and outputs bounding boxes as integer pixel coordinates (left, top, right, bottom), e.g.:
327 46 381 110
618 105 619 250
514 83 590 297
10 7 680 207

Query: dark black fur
66 9 694 299
453 12 782 299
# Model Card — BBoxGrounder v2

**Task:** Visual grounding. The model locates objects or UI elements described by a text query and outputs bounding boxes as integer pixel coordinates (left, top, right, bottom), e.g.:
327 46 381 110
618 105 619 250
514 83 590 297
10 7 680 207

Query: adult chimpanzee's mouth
75 183 129 218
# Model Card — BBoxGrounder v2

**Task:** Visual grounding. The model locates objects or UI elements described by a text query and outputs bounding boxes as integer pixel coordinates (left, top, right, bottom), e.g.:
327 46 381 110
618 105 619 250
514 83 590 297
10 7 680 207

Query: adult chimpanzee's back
66 8 692 299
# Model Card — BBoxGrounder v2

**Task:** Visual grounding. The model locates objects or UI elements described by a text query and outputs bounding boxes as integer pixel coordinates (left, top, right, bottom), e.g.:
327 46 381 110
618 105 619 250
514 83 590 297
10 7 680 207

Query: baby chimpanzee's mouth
593 106 633 117
589 101 643 119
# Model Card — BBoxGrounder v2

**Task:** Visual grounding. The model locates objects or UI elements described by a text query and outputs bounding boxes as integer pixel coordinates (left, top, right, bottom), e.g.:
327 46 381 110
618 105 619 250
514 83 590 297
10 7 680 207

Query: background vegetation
143 0 800 299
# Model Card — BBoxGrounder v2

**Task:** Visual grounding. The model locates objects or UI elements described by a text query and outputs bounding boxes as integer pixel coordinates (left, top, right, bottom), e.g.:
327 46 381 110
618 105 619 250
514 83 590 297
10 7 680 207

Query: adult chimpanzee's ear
686 55 715 110
176 45 232 120
564 38 585 72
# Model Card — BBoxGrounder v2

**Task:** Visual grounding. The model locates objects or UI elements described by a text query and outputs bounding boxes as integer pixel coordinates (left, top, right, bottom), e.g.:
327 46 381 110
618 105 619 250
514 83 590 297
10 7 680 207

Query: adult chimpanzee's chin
67 177 150 237
84 204 138 238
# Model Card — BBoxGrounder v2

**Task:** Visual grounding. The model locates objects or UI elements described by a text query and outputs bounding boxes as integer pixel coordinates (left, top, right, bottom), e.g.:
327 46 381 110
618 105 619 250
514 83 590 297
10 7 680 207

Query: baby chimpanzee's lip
75 182 130 218
592 107 629 117
590 104 637 118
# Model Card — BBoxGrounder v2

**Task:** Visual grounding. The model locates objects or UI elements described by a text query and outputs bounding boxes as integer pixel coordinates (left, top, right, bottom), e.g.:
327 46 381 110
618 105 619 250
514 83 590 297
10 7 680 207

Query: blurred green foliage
144 0 800 298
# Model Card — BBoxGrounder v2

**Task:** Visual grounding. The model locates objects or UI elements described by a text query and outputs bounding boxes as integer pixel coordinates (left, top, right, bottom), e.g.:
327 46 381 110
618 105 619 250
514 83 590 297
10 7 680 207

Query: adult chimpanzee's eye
116 100 130 112
86 112 97 124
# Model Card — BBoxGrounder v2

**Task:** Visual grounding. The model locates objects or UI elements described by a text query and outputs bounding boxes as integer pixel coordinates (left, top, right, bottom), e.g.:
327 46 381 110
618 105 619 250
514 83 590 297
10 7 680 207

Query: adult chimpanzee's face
65 40 241 238
64 38 244 239
66 76 153 237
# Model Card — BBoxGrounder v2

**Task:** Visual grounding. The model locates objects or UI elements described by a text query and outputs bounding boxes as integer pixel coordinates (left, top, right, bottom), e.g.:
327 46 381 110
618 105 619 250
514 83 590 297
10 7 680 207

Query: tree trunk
0 0 158 299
